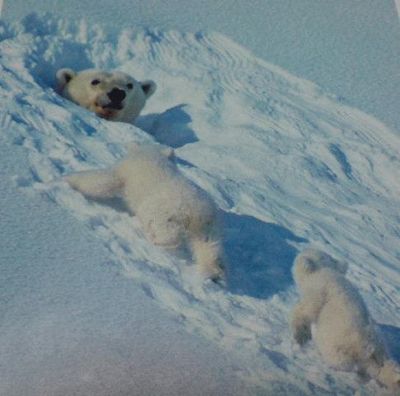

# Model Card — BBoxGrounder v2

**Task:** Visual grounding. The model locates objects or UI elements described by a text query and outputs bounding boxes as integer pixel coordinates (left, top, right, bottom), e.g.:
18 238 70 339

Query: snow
0 171 249 396
1 10 400 396
4 0 400 133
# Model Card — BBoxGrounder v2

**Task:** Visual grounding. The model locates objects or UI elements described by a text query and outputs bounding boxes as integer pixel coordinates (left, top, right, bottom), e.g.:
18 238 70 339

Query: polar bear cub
56 68 156 122
65 143 225 280
291 248 400 392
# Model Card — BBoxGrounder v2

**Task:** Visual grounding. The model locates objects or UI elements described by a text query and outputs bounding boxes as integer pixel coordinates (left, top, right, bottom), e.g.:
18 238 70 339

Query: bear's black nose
107 88 126 103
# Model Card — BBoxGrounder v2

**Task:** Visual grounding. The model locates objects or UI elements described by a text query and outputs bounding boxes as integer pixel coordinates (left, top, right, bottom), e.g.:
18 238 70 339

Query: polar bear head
56 68 156 122
293 248 348 286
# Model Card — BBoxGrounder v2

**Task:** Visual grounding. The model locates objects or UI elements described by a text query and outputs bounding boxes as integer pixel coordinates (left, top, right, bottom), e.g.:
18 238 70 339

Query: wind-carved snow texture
1 13 400 395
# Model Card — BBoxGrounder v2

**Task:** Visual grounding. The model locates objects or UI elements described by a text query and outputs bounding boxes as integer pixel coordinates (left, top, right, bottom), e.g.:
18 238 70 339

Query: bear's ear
161 146 175 159
140 80 157 98
333 259 348 274
56 68 76 91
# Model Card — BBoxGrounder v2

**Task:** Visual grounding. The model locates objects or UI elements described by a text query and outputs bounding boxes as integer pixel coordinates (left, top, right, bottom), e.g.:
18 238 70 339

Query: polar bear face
56 68 156 122
293 248 348 287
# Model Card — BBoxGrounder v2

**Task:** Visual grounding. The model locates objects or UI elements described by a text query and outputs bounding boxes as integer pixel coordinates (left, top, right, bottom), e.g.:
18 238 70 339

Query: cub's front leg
65 169 123 199
291 301 314 346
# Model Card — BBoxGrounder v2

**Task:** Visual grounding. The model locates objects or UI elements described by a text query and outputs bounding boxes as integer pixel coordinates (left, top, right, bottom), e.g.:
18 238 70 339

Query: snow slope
0 155 251 396
1 14 400 395
4 0 400 133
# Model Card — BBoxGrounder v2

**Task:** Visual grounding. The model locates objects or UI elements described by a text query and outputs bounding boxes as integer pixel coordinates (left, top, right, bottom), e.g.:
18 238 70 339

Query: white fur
56 68 156 122
65 143 225 280
291 248 400 392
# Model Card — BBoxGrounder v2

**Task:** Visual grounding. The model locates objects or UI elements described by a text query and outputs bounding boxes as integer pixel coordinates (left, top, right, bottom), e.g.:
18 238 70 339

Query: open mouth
94 106 117 119
103 102 124 110
93 101 123 119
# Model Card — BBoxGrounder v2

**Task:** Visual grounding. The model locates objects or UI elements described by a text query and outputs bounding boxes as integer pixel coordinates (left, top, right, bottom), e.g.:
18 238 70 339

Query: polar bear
291 248 400 392
65 143 225 280
56 68 156 122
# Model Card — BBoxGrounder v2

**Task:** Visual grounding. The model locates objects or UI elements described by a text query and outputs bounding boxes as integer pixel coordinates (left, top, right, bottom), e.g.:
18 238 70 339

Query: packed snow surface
1 14 400 395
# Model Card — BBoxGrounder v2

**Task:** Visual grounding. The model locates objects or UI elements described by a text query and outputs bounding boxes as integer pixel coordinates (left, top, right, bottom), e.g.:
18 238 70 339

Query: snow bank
1 13 400 395
4 1 400 131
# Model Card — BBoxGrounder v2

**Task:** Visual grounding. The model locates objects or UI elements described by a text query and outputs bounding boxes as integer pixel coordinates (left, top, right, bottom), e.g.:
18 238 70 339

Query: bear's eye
91 79 101 86
126 83 133 90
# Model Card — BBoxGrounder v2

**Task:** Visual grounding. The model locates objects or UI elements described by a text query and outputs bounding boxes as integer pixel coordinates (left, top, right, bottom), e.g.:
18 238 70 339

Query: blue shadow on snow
378 324 400 364
136 104 198 148
222 211 307 299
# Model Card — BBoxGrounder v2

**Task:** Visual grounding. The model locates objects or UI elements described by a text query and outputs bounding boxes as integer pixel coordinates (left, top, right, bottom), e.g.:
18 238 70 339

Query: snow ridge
1 14 400 395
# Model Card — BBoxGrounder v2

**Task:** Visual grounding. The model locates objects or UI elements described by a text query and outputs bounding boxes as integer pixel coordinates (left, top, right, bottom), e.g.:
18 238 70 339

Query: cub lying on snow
291 248 400 392
65 143 225 281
